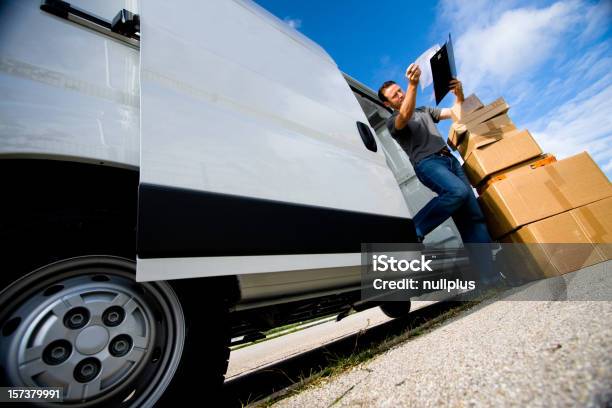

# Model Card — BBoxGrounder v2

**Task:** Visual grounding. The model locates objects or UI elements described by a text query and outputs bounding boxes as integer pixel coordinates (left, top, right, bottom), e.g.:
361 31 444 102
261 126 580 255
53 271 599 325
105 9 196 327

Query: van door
137 0 415 281
346 77 463 248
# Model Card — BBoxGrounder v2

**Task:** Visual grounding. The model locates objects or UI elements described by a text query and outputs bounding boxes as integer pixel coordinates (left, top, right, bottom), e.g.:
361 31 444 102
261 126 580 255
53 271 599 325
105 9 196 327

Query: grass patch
255 300 479 407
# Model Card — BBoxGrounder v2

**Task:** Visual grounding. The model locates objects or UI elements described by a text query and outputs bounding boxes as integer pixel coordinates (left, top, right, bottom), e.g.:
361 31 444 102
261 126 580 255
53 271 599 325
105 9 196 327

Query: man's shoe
499 271 526 288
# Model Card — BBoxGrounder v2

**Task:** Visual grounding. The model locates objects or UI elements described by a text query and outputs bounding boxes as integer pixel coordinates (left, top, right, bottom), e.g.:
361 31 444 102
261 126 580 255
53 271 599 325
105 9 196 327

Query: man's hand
394 63 420 130
405 63 421 85
449 78 464 101
440 78 465 121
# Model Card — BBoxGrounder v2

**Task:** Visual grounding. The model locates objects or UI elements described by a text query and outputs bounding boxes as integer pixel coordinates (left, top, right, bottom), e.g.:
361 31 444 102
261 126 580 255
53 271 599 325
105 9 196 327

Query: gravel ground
272 262 612 408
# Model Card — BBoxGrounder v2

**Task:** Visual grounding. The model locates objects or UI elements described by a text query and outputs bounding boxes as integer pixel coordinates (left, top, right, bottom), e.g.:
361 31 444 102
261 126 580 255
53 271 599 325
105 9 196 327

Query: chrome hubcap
0 257 185 405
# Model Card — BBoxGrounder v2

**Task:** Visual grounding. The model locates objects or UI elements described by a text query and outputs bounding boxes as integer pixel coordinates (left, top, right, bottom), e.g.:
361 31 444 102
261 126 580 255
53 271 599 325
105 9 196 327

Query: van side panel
0 0 140 167
139 0 408 217
137 0 416 279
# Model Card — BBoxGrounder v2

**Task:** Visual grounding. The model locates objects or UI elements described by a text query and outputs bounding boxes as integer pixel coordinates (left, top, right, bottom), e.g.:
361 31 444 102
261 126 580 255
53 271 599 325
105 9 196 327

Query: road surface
270 260 612 407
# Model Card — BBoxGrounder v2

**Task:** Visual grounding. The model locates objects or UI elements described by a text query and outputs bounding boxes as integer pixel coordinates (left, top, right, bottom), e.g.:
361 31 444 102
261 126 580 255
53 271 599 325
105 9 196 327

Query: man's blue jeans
414 153 498 284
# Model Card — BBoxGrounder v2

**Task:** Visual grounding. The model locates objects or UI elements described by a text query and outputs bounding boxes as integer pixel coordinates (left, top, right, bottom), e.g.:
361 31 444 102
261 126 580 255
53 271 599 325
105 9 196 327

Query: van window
68 0 138 22
351 91 414 180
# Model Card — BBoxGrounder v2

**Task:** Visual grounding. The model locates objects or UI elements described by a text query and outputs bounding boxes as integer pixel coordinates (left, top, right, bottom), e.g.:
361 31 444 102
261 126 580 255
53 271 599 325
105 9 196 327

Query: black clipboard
430 34 457 105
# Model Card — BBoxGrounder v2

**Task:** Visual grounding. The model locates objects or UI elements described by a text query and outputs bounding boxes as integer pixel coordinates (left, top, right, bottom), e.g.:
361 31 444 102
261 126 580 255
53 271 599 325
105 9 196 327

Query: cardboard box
465 113 515 136
501 197 612 280
479 152 612 239
573 196 612 260
476 154 557 195
457 128 502 159
447 122 466 149
449 113 515 151
463 129 542 186
459 97 510 127
448 94 484 149
457 127 503 159
501 211 602 279
450 94 484 123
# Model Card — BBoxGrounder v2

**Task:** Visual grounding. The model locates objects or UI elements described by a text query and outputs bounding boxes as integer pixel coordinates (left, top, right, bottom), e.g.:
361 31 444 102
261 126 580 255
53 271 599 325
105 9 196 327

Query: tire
379 301 412 319
0 256 187 407
0 162 232 406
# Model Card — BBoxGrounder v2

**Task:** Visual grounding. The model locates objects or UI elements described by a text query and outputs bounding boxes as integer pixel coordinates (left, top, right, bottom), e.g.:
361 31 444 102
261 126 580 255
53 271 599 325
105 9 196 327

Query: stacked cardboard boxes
447 95 612 280
500 197 612 280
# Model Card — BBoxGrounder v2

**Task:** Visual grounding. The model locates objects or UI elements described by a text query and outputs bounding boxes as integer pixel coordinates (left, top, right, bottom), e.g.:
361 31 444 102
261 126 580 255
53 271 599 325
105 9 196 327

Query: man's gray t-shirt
386 106 446 167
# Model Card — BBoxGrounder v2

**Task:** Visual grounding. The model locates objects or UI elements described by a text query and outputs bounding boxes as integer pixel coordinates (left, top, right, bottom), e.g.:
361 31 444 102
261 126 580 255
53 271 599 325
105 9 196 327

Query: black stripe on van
137 183 416 258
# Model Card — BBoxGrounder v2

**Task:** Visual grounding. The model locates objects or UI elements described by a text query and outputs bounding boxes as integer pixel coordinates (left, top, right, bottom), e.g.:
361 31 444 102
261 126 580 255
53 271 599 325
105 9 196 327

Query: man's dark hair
377 80 396 103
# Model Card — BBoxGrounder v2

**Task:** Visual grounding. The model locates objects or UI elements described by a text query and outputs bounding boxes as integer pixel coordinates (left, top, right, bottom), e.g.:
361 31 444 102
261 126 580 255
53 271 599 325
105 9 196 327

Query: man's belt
434 147 453 157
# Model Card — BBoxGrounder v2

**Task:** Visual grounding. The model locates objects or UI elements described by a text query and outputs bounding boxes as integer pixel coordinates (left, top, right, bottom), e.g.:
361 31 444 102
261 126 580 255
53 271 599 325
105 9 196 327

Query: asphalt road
270 260 612 407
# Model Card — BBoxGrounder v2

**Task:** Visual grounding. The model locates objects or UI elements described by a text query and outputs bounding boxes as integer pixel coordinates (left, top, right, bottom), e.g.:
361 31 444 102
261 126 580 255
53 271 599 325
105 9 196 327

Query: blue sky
255 0 612 177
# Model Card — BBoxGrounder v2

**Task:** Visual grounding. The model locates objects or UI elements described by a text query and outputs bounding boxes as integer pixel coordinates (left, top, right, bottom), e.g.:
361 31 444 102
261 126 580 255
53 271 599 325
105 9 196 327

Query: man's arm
439 79 464 120
395 64 421 130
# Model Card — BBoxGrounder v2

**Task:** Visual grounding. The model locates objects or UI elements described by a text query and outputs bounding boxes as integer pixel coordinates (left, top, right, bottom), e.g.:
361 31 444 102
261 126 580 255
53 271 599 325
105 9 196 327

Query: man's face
382 84 404 109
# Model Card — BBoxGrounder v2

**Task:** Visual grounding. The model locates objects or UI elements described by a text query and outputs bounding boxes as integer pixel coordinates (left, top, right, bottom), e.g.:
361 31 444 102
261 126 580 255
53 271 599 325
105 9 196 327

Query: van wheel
0 256 185 407
379 301 412 319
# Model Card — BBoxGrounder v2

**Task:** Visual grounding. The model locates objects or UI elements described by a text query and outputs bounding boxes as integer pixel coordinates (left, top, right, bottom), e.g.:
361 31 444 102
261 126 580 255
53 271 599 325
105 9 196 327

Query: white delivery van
0 1 467 406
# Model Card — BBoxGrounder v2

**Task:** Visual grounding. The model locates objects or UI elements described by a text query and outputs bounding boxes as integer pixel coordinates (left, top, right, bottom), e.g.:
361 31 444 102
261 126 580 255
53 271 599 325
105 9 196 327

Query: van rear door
137 0 415 281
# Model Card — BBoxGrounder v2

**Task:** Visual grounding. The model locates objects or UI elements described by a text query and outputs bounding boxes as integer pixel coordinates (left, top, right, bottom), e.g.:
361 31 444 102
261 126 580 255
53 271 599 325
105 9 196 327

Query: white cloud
528 78 612 170
454 2 579 93
540 42 611 99
434 0 612 177
437 0 521 31
436 1 610 95
283 17 302 30
579 0 612 42
372 55 404 89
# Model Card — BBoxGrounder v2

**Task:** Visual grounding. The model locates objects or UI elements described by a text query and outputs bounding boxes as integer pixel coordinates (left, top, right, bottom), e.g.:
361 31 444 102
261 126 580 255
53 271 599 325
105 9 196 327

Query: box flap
459 127 514 160
459 97 510 126
447 122 467 150
466 113 515 135
463 129 542 186
450 94 484 122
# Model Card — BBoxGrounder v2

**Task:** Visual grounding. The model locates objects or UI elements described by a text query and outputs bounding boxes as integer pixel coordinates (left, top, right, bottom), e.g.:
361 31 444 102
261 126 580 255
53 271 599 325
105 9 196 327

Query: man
378 63 501 287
